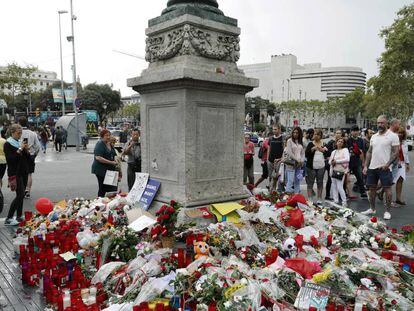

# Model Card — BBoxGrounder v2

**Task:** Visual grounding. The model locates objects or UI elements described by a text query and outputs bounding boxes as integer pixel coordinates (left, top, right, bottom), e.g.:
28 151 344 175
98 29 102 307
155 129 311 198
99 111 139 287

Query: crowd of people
244 115 410 220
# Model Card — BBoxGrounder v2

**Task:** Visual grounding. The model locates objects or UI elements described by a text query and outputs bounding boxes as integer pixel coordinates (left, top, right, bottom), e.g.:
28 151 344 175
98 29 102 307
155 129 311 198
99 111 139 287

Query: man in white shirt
19 117 41 198
362 115 400 220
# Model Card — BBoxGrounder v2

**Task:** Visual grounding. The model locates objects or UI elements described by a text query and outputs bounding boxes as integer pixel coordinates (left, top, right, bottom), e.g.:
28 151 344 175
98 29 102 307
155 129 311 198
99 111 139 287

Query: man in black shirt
267 124 284 190
347 125 367 198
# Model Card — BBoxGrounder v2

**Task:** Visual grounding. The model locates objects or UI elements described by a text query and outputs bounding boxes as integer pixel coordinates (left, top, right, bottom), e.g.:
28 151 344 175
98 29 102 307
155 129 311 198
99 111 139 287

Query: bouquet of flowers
150 200 181 240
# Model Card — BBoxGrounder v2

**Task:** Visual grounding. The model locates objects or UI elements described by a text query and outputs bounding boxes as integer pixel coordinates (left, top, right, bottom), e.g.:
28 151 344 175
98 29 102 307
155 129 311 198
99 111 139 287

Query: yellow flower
312 267 332 284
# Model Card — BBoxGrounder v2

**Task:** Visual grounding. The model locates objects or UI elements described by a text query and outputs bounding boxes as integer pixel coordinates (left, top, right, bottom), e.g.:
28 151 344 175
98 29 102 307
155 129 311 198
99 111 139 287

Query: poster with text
126 173 149 206
138 179 161 210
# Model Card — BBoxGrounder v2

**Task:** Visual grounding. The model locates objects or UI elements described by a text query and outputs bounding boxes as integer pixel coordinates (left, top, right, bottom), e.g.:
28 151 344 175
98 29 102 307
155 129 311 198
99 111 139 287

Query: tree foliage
0 63 37 105
78 83 122 123
370 4 414 119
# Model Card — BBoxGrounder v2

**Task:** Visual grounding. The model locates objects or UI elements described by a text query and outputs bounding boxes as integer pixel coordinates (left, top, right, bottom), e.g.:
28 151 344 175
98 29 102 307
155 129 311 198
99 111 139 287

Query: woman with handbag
284 127 305 194
394 127 410 205
328 137 350 207
4 124 30 226
305 129 328 204
91 129 118 197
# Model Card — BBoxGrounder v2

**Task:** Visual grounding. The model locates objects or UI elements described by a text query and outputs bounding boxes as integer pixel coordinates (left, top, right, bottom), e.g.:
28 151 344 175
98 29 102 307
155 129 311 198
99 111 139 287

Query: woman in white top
284 127 305 193
394 127 410 205
329 137 350 207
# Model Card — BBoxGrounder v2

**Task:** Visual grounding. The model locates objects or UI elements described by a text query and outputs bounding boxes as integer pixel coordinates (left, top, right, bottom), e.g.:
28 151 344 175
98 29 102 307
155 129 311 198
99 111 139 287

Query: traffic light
35 108 40 117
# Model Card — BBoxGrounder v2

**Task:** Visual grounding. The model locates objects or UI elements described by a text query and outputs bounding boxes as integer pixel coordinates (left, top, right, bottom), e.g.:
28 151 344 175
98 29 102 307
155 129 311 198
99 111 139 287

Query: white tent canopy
55 113 87 147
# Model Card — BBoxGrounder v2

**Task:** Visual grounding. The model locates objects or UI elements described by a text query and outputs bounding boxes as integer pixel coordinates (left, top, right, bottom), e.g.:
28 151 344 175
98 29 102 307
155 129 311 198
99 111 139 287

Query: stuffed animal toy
194 241 210 260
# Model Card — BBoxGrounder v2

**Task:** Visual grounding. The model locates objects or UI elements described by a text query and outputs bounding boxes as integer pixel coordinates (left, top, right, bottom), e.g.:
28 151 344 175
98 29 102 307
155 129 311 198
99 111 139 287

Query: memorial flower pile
12 191 414 310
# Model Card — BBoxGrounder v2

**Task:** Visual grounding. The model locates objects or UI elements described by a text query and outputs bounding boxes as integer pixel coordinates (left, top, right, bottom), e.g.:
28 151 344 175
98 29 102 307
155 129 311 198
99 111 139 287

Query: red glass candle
185 253 192 267
326 303 336 311
25 211 33 221
155 303 165 311
177 249 185 268
336 306 345 311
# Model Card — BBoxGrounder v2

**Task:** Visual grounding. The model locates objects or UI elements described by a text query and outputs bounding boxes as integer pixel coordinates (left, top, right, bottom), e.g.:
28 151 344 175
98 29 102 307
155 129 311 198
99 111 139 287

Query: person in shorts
362 115 400 220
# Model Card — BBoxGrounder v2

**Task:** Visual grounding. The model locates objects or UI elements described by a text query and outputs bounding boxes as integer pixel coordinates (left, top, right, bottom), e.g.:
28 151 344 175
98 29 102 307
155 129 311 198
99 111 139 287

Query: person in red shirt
254 131 272 188
243 134 255 185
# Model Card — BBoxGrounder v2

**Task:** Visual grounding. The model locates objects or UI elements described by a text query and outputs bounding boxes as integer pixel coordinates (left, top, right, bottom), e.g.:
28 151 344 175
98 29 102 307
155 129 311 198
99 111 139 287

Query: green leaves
370 4 414 120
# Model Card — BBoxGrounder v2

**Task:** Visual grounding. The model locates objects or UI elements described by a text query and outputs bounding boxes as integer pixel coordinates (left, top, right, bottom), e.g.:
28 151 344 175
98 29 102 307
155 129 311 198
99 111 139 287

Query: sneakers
4 218 19 226
24 190 30 199
316 200 323 205
348 195 358 200
16 217 25 223
360 193 368 199
383 212 392 220
361 208 375 216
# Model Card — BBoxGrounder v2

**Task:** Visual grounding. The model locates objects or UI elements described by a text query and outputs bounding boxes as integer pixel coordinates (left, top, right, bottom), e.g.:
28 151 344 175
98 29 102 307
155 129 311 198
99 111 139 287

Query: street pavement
252 147 414 229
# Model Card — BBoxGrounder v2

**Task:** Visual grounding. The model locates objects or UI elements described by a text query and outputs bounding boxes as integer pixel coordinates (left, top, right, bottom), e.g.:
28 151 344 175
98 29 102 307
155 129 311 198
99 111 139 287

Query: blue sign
139 179 161 210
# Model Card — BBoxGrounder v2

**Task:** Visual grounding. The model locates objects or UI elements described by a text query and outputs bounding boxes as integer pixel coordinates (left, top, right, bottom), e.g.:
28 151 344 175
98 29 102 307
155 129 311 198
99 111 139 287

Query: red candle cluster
19 217 107 311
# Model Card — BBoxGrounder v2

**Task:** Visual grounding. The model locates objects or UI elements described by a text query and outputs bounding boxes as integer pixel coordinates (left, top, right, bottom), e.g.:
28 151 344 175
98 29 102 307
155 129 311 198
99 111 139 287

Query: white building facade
239 54 367 129
0 66 60 94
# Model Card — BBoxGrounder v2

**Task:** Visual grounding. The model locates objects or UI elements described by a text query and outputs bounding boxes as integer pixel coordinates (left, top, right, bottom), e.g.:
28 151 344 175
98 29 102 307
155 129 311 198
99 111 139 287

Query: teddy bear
194 241 211 260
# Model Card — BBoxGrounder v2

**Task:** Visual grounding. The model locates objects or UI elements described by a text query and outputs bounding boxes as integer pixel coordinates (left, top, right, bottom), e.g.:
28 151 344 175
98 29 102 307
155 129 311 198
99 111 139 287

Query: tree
79 83 122 123
0 63 37 109
370 4 414 119
121 103 140 121
340 87 365 118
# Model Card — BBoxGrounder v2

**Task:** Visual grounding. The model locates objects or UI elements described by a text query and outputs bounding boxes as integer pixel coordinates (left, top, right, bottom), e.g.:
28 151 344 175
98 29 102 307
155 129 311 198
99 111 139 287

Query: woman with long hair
394 127 410 205
329 137 350 207
284 127 304 193
305 129 328 203
4 124 30 226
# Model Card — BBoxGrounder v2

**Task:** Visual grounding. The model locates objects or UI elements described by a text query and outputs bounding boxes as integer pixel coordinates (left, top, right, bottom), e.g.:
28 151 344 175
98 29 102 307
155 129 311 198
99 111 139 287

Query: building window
40 82 43 86
38 75 41 78
46 82 49 86
45 75 47 78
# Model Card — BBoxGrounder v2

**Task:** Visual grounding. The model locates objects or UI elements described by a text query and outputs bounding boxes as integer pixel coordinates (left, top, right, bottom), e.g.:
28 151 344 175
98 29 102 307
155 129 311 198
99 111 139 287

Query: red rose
391 228 398 234
391 299 397 305
193 270 202 279
170 200 176 206
310 235 319 248
166 206 175 214
370 217 377 223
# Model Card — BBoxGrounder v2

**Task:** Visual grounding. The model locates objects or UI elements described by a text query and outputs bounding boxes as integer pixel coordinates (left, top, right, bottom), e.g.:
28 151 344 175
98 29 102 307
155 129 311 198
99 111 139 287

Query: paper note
103 170 119 186
126 173 149 205
60 252 77 262
185 207 213 219
211 202 243 216
128 215 157 232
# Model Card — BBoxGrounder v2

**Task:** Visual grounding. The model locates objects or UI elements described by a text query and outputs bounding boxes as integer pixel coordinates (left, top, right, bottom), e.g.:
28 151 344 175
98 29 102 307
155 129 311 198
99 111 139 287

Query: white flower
385 237 391 244
234 295 243 302
369 237 375 243
223 301 232 308
240 278 248 285
371 242 379 249
341 230 346 235
195 283 203 292
372 223 378 229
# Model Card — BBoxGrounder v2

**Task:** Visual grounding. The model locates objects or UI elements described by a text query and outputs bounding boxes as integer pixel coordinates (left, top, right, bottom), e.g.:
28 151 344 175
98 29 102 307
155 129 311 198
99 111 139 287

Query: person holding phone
122 128 141 191
4 124 31 226
19 117 41 198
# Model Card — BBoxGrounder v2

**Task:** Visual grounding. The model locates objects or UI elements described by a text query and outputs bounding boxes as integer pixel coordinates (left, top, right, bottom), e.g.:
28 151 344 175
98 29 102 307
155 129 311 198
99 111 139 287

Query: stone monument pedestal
128 2 258 207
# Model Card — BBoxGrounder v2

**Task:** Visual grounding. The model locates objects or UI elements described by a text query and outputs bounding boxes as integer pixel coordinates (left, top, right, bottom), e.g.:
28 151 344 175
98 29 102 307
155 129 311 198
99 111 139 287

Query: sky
0 0 412 97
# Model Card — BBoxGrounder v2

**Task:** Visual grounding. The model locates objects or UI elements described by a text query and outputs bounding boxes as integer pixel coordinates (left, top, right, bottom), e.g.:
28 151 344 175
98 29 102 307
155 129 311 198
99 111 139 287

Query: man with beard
362 115 400 220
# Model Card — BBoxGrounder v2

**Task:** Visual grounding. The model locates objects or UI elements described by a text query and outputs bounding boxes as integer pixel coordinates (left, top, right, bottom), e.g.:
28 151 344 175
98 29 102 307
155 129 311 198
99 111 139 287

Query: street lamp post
68 0 80 151
103 102 108 127
58 10 68 116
